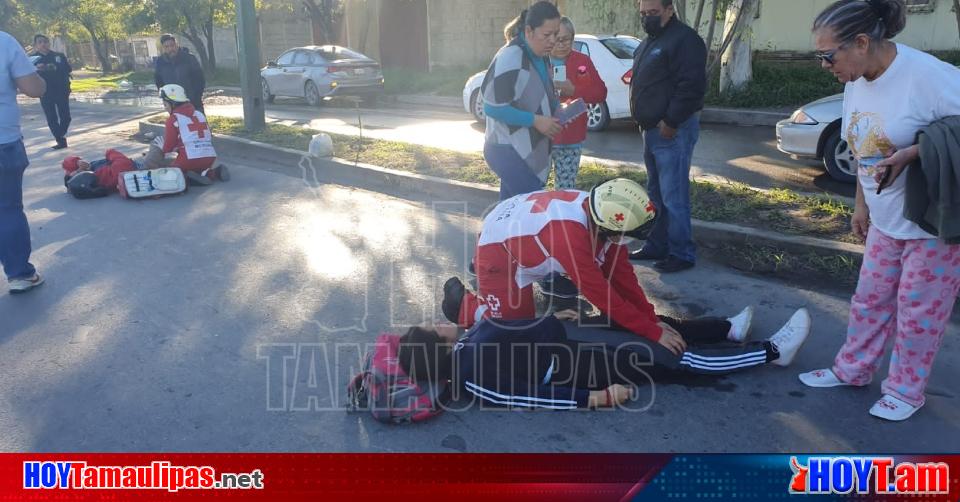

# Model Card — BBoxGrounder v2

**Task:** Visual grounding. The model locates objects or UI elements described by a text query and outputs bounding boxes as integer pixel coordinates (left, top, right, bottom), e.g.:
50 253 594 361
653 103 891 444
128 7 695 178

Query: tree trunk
203 17 217 72
694 0 707 32
704 0 719 62
719 0 758 95
954 0 960 43
305 0 331 44
83 23 112 73
675 0 686 23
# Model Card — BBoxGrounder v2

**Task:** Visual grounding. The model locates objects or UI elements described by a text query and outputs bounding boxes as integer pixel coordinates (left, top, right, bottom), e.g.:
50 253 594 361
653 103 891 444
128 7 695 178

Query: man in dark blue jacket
628 0 707 273
30 34 72 149
154 34 206 113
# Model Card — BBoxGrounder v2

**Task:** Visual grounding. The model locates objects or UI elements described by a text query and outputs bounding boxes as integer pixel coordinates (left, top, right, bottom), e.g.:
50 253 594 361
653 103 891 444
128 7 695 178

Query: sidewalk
389 94 792 127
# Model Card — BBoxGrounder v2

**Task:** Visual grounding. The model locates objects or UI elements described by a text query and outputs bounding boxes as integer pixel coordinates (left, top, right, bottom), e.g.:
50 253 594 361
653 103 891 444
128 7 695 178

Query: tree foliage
135 0 236 74
22 0 131 72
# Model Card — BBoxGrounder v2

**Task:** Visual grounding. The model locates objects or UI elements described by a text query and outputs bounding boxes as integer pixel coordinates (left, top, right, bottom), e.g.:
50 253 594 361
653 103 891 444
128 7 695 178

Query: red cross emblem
526 191 580 213
186 115 209 139
615 213 625 222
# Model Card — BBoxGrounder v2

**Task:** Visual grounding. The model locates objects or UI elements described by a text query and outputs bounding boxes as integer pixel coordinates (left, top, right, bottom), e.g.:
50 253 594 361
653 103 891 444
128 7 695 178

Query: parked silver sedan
776 94 856 183
260 45 384 106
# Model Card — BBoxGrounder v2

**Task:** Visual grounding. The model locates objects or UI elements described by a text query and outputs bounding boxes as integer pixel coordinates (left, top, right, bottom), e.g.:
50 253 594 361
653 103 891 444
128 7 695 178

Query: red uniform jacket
163 102 216 173
554 50 608 146
477 190 661 340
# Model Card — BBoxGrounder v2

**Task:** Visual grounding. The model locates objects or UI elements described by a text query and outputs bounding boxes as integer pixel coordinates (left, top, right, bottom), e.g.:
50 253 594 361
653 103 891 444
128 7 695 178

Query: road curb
139 120 864 262
701 107 789 127
389 94 464 111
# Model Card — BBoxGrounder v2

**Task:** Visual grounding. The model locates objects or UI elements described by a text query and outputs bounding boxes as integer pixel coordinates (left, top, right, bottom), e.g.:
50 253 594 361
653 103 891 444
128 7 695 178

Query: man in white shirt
0 30 46 294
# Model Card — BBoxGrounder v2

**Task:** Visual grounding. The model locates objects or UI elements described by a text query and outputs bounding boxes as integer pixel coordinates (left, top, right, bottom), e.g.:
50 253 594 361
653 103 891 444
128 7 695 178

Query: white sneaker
768 308 811 367
798 368 852 388
8 273 44 294
726 306 754 342
869 395 922 421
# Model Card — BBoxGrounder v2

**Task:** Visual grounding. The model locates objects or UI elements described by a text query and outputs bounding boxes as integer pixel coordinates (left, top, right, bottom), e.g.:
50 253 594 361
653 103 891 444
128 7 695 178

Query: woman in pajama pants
799 0 960 421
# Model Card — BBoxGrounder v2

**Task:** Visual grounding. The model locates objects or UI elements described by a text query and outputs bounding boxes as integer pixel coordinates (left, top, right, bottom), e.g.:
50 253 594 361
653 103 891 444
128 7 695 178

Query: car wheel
305 81 321 107
471 89 485 123
822 129 856 183
587 102 610 132
261 78 275 104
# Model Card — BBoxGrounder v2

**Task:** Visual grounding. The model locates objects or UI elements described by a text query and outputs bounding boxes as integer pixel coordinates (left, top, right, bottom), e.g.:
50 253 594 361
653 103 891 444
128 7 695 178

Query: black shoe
540 274 579 299
185 171 213 186
213 164 230 182
654 256 695 273
629 247 667 261
52 138 67 150
441 276 466 324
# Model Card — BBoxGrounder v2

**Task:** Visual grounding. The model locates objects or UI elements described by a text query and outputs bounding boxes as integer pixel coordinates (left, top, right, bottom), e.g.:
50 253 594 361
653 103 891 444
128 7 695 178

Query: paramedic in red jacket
551 17 607 189
447 178 690 356
62 150 138 192
159 84 229 185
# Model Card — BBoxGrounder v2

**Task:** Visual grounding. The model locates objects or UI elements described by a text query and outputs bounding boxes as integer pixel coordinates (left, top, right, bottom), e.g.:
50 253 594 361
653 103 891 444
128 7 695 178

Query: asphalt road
1 102 955 453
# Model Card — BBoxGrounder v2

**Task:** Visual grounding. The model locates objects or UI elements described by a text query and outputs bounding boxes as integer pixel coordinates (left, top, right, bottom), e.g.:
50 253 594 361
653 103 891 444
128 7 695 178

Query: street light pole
236 0 265 132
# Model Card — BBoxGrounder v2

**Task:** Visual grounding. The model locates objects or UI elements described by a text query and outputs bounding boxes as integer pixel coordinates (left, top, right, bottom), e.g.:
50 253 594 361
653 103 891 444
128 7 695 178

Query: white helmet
159 84 189 104
588 178 657 237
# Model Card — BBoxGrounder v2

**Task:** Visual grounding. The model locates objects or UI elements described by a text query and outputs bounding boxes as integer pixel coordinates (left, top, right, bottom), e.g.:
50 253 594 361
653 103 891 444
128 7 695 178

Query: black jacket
154 48 206 108
904 116 960 244
30 50 72 96
629 16 707 130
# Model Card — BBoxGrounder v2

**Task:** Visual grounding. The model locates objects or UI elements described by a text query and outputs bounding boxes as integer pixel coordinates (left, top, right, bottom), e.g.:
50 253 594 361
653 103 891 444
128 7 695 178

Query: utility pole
236 0 265 132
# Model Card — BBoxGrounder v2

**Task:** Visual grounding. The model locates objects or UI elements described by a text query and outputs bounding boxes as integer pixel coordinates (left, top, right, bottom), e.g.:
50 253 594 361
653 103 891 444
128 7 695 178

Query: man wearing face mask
628 0 707 274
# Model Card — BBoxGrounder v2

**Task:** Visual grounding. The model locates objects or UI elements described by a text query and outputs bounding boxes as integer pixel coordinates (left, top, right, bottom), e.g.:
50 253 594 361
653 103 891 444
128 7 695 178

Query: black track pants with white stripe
560 318 775 379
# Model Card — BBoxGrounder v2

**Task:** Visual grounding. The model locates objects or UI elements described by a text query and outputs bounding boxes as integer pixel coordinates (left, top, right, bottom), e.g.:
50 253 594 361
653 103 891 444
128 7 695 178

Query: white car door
585 37 637 120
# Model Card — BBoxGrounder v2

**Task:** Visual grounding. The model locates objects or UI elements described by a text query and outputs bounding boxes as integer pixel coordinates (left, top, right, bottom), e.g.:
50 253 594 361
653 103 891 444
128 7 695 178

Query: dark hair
397 327 453 383
34 34 48 43
813 0 906 42
519 1 561 31
504 16 521 42
160 34 177 45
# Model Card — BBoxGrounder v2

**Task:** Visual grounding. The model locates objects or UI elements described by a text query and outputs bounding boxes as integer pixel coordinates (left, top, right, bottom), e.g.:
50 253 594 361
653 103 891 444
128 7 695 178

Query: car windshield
600 37 640 59
315 45 370 62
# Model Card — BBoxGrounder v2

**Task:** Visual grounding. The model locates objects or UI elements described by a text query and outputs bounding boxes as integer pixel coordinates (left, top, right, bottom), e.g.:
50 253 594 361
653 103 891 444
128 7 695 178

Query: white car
776 94 855 183
462 34 640 132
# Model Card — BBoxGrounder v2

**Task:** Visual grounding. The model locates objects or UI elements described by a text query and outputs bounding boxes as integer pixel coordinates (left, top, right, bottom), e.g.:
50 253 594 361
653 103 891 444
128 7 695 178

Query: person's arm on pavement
600 243 659 321
546 223 662 341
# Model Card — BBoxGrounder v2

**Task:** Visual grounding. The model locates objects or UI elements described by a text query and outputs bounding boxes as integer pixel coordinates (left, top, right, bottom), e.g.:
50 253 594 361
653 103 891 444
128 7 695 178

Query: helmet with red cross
588 178 657 238
159 84 189 104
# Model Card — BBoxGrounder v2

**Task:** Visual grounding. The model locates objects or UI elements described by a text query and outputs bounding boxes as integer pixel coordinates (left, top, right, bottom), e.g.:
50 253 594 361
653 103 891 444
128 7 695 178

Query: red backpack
346 334 448 424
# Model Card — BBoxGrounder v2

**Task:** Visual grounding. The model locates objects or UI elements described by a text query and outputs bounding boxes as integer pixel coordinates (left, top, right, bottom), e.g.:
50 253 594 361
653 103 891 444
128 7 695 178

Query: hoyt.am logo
789 457 950 495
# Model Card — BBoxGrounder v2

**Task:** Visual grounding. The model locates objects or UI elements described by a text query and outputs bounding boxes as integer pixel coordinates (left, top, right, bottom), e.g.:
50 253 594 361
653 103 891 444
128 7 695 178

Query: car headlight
790 109 818 125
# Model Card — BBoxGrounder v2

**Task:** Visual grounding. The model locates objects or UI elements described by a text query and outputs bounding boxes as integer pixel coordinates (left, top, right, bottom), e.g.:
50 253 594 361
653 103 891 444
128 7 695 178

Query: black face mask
642 15 664 37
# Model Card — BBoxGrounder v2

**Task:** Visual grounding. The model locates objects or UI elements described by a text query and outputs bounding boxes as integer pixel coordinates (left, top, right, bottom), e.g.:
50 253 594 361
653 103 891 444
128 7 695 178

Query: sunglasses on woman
815 41 850 65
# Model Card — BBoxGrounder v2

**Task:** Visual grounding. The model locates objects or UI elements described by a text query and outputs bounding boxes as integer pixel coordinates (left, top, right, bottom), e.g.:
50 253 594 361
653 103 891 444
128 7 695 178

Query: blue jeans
641 114 700 263
484 143 545 200
0 139 36 281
